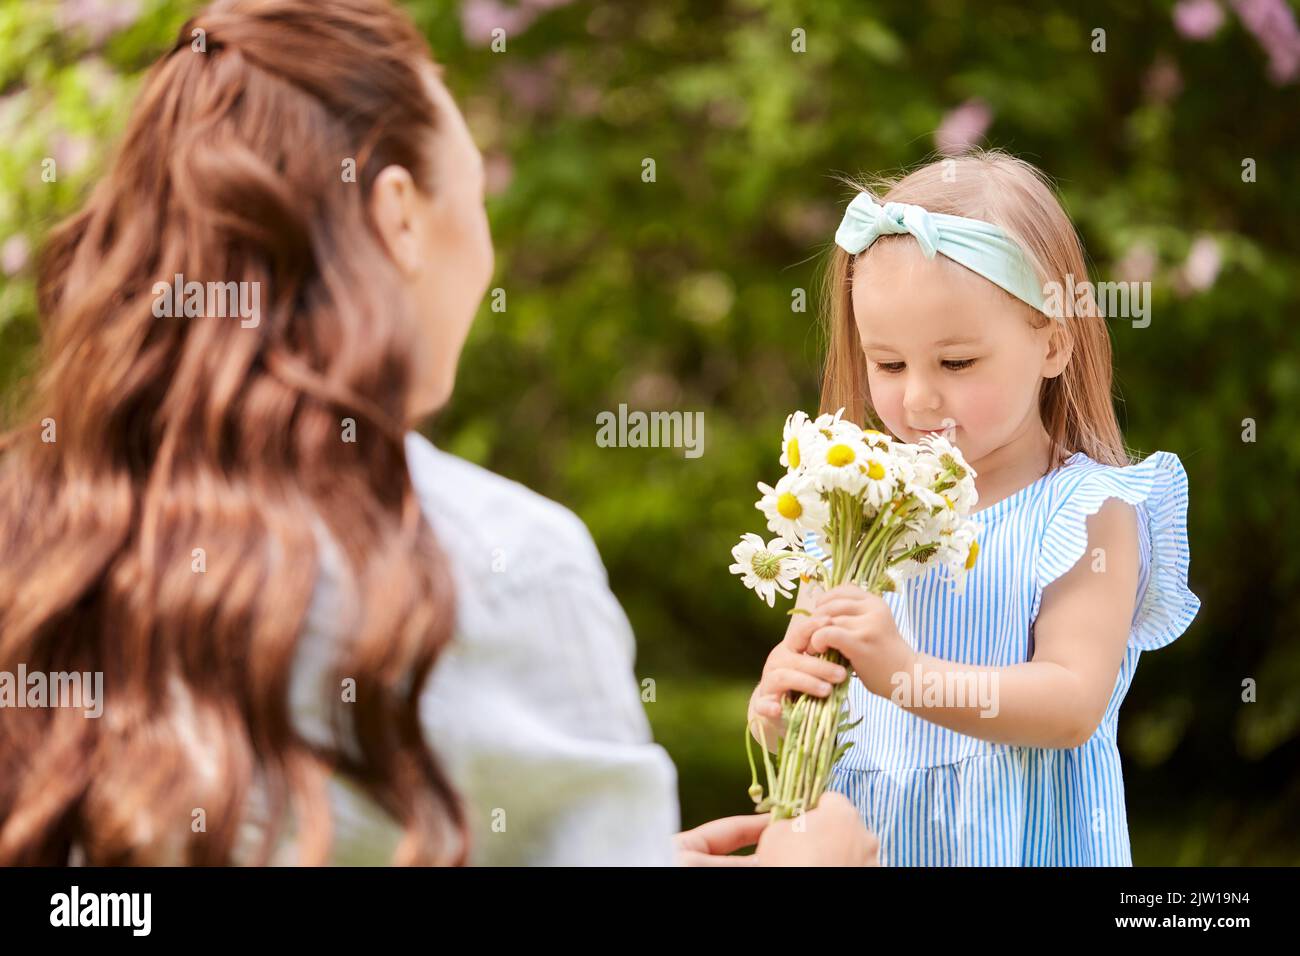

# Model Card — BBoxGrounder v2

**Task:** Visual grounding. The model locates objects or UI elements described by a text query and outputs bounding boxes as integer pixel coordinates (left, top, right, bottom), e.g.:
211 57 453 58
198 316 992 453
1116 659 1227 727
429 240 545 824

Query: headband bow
834 193 1048 315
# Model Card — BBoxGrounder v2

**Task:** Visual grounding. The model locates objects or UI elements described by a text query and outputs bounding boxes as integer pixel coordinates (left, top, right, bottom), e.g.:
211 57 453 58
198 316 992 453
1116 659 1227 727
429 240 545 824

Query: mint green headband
834 193 1047 314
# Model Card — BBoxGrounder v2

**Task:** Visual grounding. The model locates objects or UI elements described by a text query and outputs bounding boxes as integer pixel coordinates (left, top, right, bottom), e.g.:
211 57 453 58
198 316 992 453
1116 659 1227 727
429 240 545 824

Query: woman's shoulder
404 431 607 588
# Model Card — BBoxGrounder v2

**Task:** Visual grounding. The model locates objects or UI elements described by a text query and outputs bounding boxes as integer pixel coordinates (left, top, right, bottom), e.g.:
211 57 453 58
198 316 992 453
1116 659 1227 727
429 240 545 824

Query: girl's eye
871 359 977 374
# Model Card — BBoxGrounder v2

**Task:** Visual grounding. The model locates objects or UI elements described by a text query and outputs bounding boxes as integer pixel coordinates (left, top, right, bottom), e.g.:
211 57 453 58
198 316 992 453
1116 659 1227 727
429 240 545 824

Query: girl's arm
809 498 1141 750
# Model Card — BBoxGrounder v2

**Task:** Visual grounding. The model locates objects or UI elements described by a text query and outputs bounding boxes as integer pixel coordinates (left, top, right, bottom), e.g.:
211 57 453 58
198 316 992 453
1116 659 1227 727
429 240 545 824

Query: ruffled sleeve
1034 450 1201 652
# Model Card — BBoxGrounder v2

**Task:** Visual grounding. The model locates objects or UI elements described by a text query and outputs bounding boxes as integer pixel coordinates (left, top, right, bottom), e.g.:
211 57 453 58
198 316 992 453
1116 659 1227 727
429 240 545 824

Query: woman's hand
675 795 880 866
805 584 916 700
754 793 880 866
674 813 770 866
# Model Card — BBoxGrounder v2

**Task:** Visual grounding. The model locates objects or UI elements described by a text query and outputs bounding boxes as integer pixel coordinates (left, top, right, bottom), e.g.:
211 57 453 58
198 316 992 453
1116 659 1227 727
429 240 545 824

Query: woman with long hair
0 0 873 866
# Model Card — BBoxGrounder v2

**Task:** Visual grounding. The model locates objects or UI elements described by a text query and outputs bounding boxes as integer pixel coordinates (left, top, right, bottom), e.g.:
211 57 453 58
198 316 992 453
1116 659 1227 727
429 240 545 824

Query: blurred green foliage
1 0 1297 863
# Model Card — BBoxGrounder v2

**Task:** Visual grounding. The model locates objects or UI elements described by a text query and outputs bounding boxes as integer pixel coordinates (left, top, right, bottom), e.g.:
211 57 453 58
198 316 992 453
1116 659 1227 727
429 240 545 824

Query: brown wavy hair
819 149 1135 471
0 0 468 865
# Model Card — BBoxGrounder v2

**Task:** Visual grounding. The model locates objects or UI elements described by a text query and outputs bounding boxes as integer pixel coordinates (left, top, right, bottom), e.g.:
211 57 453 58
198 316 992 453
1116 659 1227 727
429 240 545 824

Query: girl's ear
1042 319 1073 379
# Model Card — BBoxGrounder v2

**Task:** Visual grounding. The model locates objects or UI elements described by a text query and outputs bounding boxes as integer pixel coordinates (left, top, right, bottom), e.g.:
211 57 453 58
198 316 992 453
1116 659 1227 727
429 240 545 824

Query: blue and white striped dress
803 449 1200 866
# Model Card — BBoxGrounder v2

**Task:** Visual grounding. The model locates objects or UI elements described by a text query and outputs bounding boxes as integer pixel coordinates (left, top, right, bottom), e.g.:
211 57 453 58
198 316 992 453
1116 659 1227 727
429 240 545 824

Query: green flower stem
846 511 891 583
823 682 847 772
803 688 836 801
788 701 816 815
760 719 779 777
843 521 878 583
775 696 810 815
745 715 774 803
793 694 818 796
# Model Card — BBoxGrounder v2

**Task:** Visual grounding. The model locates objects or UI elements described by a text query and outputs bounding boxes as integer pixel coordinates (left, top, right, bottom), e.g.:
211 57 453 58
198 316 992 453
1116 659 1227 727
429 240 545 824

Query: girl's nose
902 375 942 413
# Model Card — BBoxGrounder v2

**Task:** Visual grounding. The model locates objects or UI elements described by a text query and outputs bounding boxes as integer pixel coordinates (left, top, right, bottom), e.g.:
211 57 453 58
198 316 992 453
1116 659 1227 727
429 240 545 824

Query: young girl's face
851 241 1066 465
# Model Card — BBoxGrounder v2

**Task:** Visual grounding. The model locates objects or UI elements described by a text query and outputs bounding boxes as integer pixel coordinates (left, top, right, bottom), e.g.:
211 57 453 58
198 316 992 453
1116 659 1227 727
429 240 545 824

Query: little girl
748 150 1200 866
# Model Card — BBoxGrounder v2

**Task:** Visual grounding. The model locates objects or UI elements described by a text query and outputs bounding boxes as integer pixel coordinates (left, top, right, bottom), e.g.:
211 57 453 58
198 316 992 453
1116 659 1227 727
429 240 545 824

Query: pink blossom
1232 0 1300 84
460 0 539 48
934 99 992 156
51 132 92 176
76 56 119 109
460 0 572 48
780 203 839 245
1116 241 1158 284
1182 236 1222 291
1143 55 1184 104
569 83 602 117
1 235 30 277
499 55 566 113
1173 0 1225 40
58 0 141 46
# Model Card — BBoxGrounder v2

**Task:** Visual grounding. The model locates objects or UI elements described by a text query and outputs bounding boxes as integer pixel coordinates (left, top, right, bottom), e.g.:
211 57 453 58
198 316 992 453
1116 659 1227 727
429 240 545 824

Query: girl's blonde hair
818 148 1135 471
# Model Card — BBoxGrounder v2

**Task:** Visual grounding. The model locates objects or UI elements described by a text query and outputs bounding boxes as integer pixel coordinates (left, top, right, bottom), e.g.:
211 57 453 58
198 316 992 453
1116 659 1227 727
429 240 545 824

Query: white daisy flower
951 473 980 514
806 407 863 450
812 407 849 431
876 480 941 533
779 410 814 473
935 522 981 597
906 448 941 488
855 446 899 512
885 523 944 579
810 434 873 495
917 431 962 460
796 547 831 587
756 471 830 546
916 433 979 511
729 533 801 607
861 426 895 451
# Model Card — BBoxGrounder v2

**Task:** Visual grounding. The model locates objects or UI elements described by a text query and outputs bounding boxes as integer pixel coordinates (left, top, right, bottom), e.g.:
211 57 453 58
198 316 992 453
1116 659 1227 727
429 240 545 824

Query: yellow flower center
867 460 885 480
826 443 856 467
777 492 803 520
965 540 980 570
786 437 800 469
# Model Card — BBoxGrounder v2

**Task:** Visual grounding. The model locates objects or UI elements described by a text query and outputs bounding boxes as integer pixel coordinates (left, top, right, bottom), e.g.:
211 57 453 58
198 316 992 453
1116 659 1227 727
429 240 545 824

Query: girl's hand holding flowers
748 606 849 734
804 585 916 700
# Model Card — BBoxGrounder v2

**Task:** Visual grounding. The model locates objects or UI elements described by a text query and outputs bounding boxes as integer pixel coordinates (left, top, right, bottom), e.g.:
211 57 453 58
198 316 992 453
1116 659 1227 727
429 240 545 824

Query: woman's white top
282 432 681 865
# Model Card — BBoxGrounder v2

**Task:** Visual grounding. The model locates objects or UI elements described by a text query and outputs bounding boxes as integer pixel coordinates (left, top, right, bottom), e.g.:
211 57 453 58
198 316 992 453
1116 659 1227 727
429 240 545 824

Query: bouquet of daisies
730 408 981 821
